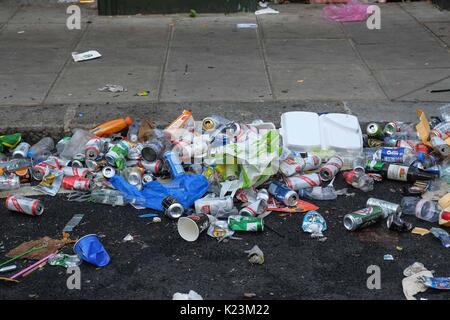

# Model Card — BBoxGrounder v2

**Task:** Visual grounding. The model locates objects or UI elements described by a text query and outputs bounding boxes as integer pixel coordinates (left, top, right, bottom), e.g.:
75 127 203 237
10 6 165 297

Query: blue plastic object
73 234 110 267
110 173 209 212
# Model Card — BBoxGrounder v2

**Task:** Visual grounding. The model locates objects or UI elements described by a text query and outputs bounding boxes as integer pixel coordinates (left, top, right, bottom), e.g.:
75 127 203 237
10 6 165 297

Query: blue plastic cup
73 234 110 267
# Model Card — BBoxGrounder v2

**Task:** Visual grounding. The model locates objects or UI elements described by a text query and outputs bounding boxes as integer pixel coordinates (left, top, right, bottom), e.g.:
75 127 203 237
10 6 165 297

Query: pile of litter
0 107 449 299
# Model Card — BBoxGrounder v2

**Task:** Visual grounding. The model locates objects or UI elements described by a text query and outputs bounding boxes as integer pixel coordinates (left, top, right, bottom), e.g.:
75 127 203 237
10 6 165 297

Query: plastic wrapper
302 210 327 237
323 0 371 22
33 170 63 196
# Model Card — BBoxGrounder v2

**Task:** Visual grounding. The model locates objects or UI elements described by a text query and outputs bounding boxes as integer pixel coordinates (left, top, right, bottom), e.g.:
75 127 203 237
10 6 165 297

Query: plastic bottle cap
125 116 133 126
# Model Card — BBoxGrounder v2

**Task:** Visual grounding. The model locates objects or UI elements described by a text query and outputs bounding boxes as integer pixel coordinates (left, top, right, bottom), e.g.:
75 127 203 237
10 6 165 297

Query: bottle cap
125 116 133 126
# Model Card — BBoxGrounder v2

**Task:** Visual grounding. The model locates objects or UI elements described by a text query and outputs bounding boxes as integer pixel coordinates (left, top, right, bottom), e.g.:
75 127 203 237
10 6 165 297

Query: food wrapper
302 210 327 237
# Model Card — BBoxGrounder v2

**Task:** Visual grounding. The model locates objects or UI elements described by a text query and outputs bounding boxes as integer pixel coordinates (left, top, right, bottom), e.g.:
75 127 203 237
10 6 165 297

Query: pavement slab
400 1 450 22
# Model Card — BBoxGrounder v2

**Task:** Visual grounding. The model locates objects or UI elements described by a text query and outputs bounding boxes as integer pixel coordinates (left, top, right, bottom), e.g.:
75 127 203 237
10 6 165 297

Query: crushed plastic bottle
298 180 337 200
28 137 54 160
59 129 94 160
342 170 374 192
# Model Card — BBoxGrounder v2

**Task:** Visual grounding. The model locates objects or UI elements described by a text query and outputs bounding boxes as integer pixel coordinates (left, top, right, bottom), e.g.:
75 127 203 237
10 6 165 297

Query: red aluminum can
62 166 91 178
5 195 44 216
62 176 93 191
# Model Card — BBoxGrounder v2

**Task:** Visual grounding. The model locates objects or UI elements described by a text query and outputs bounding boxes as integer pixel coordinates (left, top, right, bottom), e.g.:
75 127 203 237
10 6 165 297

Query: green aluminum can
366 122 384 139
105 140 129 170
228 215 264 232
343 206 384 231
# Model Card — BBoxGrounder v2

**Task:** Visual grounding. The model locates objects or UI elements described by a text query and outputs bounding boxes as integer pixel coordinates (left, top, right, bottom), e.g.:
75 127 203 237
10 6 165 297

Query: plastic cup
73 234 110 267
177 213 210 242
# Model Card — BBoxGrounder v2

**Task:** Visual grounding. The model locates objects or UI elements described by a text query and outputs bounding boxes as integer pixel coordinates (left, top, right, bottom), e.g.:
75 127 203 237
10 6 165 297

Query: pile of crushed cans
1 107 450 272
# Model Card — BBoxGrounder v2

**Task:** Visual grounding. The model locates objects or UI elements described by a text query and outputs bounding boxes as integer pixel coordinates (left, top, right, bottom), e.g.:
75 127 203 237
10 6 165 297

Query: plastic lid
125 116 133 126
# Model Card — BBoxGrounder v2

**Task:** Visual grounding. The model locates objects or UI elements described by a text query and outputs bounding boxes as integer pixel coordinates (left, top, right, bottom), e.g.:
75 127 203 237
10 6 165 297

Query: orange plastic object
90 117 133 137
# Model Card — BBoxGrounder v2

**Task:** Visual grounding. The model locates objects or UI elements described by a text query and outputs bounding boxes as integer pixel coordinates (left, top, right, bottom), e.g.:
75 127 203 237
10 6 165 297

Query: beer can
366 122 384 139
297 155 322 172
228 215 264 232
383 122 399 136
430 136 450 157
352 156 365 173
343 206 384 231
268 181 298 207
430 122 450 139
12 142 30 159
163 151 185 179
105 140 129 168
366 198 400 217
284 173 321 191
202 115 231 131
102 166 116 178
5 195 44 216
124 167 143 186
162 196 184 219
86 159 108 172
194 196 234 215
71 159 84 168
319 155 343 182
280 158 302 177
127 143 144 160
85 138 104 160
62 176 93 191
32 157 62 181
140 160 164 176
235 188 258 203
141 140 165 162
62 166 90 178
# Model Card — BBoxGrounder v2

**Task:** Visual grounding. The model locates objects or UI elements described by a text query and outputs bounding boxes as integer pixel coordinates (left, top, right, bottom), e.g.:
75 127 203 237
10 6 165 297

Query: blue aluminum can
268 181 298 207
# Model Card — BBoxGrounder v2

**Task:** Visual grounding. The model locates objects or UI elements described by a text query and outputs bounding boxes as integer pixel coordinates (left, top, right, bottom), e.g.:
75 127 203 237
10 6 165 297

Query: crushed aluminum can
207 220 234 240
62 166 91 178
32 157 63 181
386 214 413 232
284 173 321 191
62 176 93 191
85 137 104 161
319 155 343 182
48 254 82 268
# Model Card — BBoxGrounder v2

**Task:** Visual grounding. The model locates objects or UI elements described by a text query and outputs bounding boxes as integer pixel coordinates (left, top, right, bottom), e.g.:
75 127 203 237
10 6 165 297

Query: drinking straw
10 253 55 280
0 245 48 269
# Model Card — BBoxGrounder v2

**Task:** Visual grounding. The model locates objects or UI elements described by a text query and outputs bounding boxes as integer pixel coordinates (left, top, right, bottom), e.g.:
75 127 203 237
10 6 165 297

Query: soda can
366 198 400 217
5 195 44 216
105 140 129 169
70 160 84 168
140 159 164 176
127 143 144 160
235 188 258 203
162 196 184 219
163 151 185 179
268 181 298 207
386 214 412 232
430 122 450 139
194 196 234 215
62 176 93 191
319 155 343 182
32 157 63 181
102 166 116 178
228 215 264 232
124 167 143 186
141 140 165 162
239 197 268 217
284 173 321 191
366 122 384 139
12 142 30 159
62 166 91 178
343 206 384 231
85 138 104 161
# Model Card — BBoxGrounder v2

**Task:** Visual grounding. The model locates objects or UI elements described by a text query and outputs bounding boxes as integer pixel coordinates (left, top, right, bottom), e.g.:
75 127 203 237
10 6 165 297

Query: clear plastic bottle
0 158 32 171
90 189 127 206
373 147 417 165
400 197 441 222
127 121 140 143
27 137 54 159
59 129 94 160
298 185 337 200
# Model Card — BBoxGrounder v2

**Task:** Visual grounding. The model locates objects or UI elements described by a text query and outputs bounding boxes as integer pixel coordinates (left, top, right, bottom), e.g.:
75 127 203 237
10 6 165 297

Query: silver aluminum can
102 166 116 178
5 195 44 216
366 198 400 218
162 196 184 219
124 167 142 186
12 142 30 159
195 196 234 215
319 155 344 181
284 173 321 191
85 138 104 160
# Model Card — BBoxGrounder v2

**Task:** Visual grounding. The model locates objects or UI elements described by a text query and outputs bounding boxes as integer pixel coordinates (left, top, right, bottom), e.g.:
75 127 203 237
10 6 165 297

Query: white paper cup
177 213 210 242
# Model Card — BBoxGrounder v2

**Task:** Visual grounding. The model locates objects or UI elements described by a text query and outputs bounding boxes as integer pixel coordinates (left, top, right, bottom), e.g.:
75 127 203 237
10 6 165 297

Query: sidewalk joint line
0 5 21 34
256 15 276 101
392 74 450 100
337 22 391 101
41 21 91 105
156 19 175 104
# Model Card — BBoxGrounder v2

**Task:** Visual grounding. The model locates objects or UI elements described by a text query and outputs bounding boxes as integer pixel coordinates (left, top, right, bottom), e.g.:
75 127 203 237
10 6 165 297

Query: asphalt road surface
0 176 449 300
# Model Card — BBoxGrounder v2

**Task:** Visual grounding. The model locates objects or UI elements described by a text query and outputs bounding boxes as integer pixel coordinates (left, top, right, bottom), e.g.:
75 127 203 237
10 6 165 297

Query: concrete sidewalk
0 2 449 129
